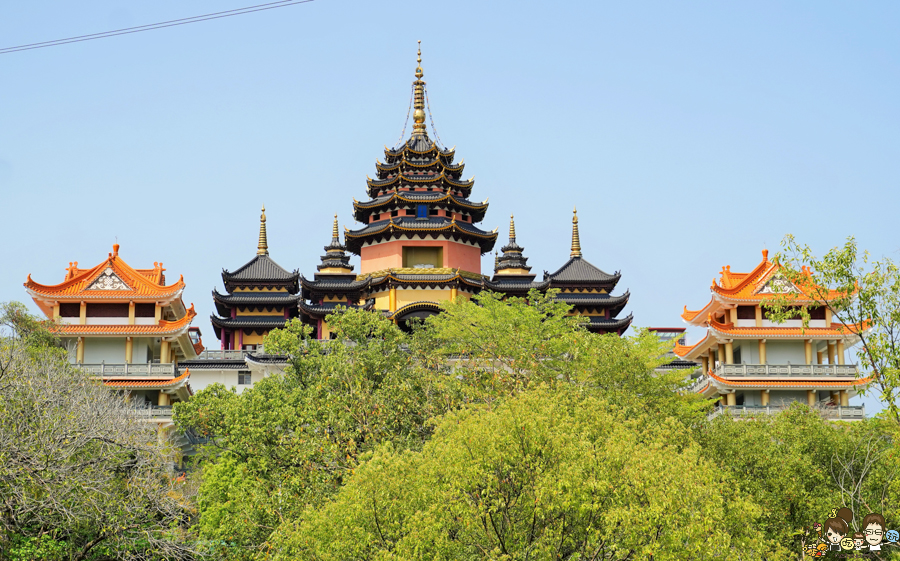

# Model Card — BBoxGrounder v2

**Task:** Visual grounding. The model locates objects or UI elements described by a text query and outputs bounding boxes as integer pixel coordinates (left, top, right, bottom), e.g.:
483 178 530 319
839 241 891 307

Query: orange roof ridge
674 331 710 357
103 368 193 394
707 315 869 338
25 244 185 300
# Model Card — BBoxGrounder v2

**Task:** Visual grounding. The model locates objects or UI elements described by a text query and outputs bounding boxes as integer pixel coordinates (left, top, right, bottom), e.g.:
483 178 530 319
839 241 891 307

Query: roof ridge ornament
570 207 582 258
257 205 269 256
509 214 516 242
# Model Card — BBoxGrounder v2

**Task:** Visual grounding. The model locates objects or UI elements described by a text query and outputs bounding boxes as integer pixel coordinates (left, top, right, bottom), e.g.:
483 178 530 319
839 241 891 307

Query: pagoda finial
570 207 582 258
332 214 340 242
257 205 269 256
509 214 516 242
494 251 499 270
412 40 427 135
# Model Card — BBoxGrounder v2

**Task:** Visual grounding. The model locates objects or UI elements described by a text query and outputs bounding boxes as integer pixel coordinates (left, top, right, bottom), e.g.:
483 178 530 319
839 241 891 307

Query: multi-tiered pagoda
293 43 632 336
210 206 300 350
674 249 869 419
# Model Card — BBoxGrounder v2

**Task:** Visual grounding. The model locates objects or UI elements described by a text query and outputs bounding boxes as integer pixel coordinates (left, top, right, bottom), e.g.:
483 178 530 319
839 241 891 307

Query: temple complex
210 206 300 350
674 249 870 419
24 244 200 440
293 42 631 336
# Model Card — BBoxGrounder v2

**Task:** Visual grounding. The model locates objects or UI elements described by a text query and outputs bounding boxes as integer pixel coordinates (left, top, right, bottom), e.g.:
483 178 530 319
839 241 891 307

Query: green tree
767 235 900 426
0 303 199 560
272 387 770 560
175 292 706 558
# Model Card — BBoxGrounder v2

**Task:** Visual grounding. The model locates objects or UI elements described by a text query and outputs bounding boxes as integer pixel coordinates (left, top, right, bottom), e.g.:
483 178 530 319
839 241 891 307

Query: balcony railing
708 404 865 421
192 348 263 360
130 405 173 420
714 363 859 378
79 363 176 377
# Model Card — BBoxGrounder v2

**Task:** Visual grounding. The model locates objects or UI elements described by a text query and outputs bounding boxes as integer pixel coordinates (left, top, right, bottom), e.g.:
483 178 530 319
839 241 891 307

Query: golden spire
332 214 340 242
412 40 427 135
570 207 582 258
257 205 269 256
509 214 516 241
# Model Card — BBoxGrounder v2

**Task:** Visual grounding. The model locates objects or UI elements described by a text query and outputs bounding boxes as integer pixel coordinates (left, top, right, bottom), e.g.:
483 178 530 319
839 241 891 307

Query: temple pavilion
674 249 870 420
24 243 200 434
210 205 301 350
294 43 632 336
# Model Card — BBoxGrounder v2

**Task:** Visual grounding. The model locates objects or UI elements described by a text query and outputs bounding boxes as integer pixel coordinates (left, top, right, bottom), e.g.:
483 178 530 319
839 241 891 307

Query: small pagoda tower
544 209 632 335
24 243 198 424
484 215 549 296
339 42 498 326
674 249 869 419
211 206 300 350
299 215 368 338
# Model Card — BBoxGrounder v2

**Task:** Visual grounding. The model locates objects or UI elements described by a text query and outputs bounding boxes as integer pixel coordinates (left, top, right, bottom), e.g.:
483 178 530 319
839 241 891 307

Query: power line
0 0 315 55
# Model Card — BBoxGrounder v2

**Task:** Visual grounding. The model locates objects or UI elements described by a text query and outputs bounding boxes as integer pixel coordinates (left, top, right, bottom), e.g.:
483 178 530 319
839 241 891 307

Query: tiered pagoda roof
343 44 497 258
210 206 300 342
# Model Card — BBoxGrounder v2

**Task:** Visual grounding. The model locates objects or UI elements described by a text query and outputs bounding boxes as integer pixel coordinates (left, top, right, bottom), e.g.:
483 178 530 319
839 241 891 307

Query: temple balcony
191 348 263 360
131 404 174 422
714 363 859 378
708 404 865 421
78 362 177 377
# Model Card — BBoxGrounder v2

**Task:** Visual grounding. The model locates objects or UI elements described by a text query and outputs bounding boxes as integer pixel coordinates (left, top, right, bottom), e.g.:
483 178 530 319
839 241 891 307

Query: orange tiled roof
55 305 197 336
103 368 192 392
25 244 185 301
708 368 871 388
707 316 868 339
709 249 847 302
674 331 711 358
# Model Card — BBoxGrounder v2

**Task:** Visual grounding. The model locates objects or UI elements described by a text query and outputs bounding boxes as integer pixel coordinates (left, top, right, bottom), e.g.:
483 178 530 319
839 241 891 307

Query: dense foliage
0 303 199 560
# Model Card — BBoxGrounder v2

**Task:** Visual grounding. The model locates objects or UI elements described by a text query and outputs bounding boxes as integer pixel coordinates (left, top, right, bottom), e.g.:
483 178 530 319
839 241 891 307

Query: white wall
83 338 126 363
762 341 806 364
187 369 255 394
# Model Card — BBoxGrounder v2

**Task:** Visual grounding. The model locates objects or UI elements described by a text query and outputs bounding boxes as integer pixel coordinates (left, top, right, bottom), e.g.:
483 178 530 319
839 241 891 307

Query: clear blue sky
1 1 898 412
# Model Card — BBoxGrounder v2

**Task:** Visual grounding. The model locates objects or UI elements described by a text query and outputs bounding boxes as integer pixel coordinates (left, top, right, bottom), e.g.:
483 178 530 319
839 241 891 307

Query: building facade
674 249 869 419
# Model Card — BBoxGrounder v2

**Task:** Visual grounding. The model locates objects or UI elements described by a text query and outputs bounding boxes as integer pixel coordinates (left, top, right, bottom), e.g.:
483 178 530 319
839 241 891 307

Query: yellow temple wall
242 332 267 346
396 288 453 307
236 308 285 316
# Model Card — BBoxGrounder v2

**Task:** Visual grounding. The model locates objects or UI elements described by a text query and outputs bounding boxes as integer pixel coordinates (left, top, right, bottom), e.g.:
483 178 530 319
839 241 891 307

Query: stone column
726 392 736 406
701 355 709 374
758 339 767 364
807 390 817 406
450 286 458 301
816 350 824 365
76 337 84 363
125 337 133 364
840 390 849 407
804 340 813 365
837 340 845 365
128 301 135 325
725 341 734 364
761 390 770 407
79 302 87 325
389 287 397 312
158 391 170 406
160 340 171 363
718 343 726 366
828 341 836 364
755 305 763 327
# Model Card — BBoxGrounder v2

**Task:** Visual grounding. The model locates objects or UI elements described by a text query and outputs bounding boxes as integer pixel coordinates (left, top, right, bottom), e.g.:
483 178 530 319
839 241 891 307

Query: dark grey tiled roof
582 314 633 332
555 291 630 307
212 290 300 305
245 353 289 365
223 255 299 283
301 276 371 291
484 277 549 291
178 359 247 370
209 315 289 329
548 257 620 284
298 301 359 315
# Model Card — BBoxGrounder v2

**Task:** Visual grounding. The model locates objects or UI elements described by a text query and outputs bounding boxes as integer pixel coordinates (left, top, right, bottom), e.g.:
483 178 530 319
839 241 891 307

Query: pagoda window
736 306 756 320
429 208 440 216
416 205 428 218
86 303 129 317
391 210 400 218
403 246 443 268
135 303 155 317
59 303 80 317
809 306 827 320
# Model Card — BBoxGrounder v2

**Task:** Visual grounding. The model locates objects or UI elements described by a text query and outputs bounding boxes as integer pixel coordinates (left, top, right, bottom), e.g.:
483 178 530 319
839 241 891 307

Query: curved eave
210 315 289 339
300 275 371 298
212 289 300 312
483 279 551 292
707 318 869 340
352 193 488 222
25 266 186 301
297 301 359 318
344 220 498 255
674 331 712 360
103 368 193 395
708 369 872 389
681 299 719 324
581 314 633 334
